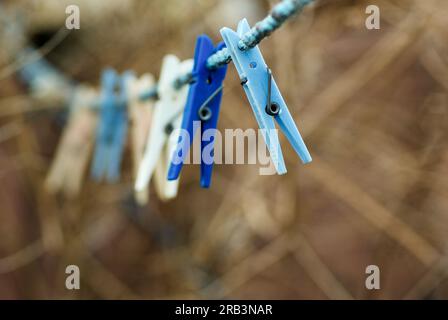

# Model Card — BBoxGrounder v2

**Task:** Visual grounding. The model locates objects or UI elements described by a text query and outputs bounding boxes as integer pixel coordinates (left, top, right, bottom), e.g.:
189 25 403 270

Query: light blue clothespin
91 69 133 183
17 47 73 103
221 19 312 174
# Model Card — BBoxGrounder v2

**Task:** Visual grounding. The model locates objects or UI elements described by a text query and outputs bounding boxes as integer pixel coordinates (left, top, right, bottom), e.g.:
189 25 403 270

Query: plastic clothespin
45 85 98 197
167 35 228 188
91 69 133 183
221 19 312 174
126 73 156 205
18 47 73 105
135 55 193 201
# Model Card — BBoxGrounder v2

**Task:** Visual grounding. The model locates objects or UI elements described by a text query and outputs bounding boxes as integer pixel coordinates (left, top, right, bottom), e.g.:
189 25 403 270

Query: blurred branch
303 156 440 267
301 5 429 137
0 27 71 81
0 240 45 274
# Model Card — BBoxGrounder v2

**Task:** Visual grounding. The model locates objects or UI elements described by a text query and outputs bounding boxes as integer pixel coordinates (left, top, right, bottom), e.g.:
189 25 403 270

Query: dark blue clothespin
91 68 132 182
167 35 228 188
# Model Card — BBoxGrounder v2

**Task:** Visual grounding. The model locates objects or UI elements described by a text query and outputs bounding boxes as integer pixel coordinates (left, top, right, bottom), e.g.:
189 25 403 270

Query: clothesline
4 0 315 109
9 0 315 199
138 0 314 101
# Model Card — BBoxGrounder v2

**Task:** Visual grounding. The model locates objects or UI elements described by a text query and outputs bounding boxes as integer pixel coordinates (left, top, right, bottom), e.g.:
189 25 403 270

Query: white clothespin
45 84 99 197
126 73 156 205
135 55 193 201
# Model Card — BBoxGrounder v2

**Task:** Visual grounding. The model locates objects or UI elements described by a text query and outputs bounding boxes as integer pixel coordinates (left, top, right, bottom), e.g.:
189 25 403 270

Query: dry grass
0 0 448 299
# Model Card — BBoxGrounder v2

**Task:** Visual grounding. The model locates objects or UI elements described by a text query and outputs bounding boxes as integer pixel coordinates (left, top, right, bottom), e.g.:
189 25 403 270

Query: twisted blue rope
139 70 193 101
140 0 314 101
206 0 313 70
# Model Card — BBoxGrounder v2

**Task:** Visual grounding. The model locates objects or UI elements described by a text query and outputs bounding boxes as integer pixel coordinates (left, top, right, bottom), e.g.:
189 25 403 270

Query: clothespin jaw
167 35 228 188
221 19 312 174
91 69 131 183
154 137 181 201
45 84 98 198
135 55 193 200
126 73 156 205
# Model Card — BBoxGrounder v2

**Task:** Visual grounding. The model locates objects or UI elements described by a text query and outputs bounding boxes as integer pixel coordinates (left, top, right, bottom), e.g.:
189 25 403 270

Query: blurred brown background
0 0 448 299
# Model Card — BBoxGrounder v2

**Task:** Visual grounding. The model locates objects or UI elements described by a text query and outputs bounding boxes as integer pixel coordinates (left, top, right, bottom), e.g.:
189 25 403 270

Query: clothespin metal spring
197 84 224 121
265 68 280 117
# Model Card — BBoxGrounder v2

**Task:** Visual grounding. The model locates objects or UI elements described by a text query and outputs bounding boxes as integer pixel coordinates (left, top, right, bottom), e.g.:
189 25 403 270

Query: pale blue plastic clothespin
91 69 133 183
18 49 67 88
17 47 73 103
221 19 312 174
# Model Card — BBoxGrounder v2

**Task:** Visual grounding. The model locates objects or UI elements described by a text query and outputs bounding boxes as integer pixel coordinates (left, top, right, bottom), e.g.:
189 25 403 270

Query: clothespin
135 55 193 201
45 85 98 197
220 19 312 174
91 69 133 183
126 73 156 205
18 47 73 106
167 35 228 188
